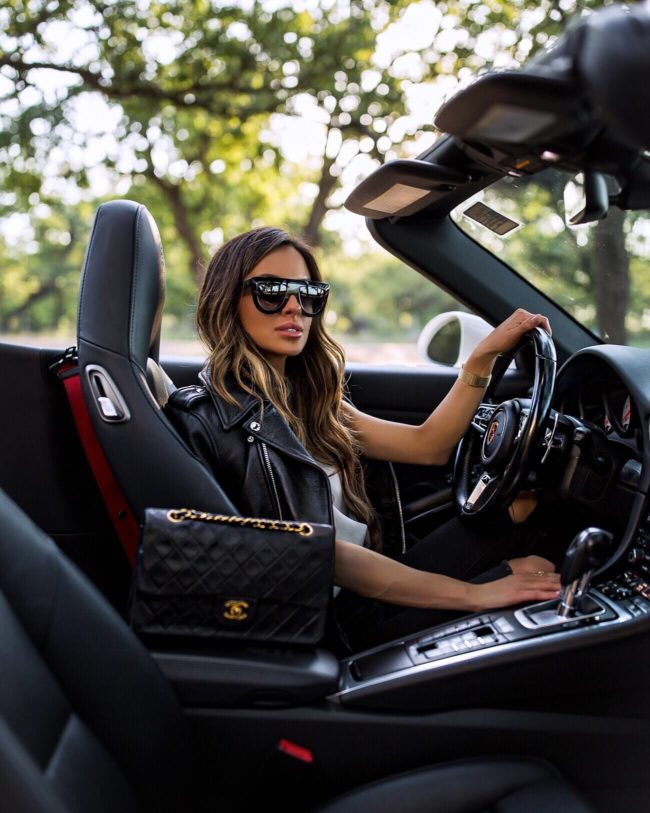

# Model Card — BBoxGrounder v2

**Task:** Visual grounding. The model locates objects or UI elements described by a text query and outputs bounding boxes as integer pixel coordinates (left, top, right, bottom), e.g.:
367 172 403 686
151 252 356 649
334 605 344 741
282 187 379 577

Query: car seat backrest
76 199 237 520
0 489 193 813
78 203 165 371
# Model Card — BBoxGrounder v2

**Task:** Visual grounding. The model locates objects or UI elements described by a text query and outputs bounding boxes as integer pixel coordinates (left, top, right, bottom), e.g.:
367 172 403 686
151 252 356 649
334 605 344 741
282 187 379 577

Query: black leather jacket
165 370 405 553
165 370 334 526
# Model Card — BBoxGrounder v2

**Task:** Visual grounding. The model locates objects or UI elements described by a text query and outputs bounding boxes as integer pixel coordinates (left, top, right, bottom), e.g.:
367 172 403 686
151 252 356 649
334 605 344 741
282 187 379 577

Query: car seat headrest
78 200 165 370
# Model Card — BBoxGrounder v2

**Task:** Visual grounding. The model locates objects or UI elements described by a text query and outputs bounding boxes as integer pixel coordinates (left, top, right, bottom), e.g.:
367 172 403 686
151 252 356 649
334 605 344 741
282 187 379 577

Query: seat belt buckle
50 346 79 377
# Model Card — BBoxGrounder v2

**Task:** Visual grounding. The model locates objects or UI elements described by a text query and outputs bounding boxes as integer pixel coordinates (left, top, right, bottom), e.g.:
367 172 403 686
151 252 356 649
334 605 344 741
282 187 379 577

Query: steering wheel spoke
471 403 496 436
464 470 499 513
513 404 529 443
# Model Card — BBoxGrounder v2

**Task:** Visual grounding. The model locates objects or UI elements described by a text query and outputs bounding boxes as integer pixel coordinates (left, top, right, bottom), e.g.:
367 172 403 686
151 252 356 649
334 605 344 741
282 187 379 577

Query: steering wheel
453 326 557 519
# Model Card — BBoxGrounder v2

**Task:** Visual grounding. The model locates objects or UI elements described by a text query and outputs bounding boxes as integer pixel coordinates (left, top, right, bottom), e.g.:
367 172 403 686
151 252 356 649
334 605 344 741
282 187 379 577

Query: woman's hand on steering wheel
471 309 552 365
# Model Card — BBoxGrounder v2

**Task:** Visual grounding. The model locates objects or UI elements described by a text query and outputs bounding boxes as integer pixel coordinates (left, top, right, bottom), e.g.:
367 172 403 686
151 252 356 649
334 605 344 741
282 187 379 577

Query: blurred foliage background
0 0 632 351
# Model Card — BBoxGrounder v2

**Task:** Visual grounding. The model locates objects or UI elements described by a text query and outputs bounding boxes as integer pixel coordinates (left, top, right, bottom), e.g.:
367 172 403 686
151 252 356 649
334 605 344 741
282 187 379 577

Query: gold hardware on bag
223 600 250 621
166 508 314 536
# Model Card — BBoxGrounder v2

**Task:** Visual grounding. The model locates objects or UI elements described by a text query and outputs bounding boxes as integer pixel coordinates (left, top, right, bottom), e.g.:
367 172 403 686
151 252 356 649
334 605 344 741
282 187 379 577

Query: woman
165 227 561 651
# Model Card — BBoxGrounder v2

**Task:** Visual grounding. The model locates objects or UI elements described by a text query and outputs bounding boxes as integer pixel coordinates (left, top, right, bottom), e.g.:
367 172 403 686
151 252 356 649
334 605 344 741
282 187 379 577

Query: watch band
459 365 491 388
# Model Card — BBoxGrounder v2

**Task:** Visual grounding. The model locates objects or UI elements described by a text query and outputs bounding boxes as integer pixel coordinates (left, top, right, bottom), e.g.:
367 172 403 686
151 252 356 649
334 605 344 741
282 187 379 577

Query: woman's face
239 245 314 373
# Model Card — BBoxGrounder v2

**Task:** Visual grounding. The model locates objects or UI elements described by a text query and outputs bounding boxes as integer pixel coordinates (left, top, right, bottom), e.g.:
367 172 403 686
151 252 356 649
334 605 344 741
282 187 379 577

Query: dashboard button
494 616 515 633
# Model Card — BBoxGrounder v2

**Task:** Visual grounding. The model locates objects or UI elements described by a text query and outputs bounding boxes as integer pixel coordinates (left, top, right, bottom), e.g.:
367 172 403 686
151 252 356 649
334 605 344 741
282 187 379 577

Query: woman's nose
283 294 301 314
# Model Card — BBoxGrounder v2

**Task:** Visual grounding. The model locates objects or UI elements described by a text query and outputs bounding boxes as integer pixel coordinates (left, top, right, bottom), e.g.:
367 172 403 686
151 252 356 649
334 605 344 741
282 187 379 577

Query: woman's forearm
345 310 552 467
335 539 476 611
335 540 562 613
414 312 552 463
415 350 496 463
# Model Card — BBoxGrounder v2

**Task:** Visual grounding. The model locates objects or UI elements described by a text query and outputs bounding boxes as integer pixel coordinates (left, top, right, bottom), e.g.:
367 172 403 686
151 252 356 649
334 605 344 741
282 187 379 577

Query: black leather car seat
0 488 194 813
0 489 596 813
76 199 236 525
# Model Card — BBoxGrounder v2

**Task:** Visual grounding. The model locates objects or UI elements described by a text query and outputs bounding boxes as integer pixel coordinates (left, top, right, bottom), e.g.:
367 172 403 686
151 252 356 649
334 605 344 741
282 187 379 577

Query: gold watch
459 365 491 388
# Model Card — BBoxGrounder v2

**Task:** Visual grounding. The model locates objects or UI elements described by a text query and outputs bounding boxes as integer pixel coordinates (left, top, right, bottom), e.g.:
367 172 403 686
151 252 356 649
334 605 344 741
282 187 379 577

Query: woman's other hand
508 554 555 575
472 570 561 611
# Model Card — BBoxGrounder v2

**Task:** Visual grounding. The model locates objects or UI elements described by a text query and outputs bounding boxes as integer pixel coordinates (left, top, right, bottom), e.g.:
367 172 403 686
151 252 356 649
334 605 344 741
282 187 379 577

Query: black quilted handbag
129 508 335 645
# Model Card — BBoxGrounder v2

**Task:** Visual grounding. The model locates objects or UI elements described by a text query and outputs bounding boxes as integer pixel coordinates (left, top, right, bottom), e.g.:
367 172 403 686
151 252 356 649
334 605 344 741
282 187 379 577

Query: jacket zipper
388 461 407 555
261 441 283 519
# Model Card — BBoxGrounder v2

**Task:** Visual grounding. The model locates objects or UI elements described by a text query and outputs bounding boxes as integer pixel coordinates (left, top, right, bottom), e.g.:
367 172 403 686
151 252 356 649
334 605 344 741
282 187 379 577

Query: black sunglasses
242 277 330 316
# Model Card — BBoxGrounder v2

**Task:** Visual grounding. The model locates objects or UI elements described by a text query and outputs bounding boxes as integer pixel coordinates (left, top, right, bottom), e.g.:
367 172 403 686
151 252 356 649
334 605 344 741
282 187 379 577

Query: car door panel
346 362 533 536
0 341 139 608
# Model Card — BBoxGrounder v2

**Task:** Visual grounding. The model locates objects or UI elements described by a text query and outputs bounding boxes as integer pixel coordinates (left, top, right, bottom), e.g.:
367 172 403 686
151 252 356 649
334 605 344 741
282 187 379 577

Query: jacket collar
199 367 259 429
199 366 315 465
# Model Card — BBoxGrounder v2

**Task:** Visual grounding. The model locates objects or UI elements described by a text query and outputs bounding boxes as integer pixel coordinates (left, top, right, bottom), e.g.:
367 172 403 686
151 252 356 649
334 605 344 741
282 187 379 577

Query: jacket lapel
199 367 258 429
199 367 315 465
243 405 315 465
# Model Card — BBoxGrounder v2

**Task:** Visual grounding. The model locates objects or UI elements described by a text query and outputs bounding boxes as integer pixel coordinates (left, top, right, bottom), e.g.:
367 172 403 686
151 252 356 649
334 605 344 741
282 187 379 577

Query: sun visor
344 160 469 219
434 4 650 166
434 73 587 149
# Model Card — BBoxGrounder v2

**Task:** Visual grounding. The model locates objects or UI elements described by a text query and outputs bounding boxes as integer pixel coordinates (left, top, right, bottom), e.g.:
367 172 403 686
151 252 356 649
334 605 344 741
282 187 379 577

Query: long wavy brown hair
196 226 380 550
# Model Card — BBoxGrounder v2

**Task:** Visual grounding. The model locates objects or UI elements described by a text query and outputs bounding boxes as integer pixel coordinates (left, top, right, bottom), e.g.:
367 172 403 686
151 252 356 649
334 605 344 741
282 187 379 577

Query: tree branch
144 155 204 285
0 279 58 329
0 55 277 117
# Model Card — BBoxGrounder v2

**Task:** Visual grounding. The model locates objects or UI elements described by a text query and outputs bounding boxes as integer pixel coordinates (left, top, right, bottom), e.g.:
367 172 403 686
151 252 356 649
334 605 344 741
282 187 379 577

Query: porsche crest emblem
486 419 499 445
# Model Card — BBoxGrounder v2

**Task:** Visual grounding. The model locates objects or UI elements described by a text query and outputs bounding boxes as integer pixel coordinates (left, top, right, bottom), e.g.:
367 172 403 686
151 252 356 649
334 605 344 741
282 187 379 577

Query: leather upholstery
0 489 193 813
0 488 596 812
78 203 165 368
313 756 595 813
76 200 236 520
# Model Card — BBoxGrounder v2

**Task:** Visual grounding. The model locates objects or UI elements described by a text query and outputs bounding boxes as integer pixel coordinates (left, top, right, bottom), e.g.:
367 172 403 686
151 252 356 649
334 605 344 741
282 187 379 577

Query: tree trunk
595 207 629 344
301 154 337 247
151 176 204 286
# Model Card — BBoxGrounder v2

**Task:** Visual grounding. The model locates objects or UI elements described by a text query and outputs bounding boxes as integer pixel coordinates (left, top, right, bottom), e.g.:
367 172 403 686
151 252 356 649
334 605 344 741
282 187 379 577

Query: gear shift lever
557 527 614 618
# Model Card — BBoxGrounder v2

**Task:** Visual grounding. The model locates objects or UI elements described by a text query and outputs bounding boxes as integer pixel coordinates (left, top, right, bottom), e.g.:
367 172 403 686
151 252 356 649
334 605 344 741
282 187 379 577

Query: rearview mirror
563 170 609 225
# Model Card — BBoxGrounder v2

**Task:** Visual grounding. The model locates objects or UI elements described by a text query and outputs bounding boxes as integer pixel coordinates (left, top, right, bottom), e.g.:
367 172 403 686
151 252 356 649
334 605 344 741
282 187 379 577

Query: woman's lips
275 323 303 338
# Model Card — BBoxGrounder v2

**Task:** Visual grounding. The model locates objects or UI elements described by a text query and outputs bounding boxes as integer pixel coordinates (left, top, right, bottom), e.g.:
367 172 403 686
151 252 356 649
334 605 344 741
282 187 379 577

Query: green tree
0 0 624 340
0 1 407 268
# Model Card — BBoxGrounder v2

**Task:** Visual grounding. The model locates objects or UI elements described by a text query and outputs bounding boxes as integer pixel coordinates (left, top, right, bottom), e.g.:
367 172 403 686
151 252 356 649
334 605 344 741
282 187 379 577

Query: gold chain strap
167 508 314 537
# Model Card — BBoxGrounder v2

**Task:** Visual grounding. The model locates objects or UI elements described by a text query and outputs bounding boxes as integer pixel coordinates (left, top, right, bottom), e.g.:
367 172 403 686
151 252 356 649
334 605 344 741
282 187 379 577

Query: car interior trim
330 588 640 706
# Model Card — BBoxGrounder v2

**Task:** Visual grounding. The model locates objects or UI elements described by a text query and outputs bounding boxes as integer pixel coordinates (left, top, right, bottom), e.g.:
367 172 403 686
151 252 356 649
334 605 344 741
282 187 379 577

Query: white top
320 463 368 596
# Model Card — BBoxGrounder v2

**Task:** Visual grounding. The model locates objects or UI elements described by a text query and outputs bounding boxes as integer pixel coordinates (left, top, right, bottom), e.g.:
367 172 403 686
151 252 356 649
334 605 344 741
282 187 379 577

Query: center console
333 520 650 711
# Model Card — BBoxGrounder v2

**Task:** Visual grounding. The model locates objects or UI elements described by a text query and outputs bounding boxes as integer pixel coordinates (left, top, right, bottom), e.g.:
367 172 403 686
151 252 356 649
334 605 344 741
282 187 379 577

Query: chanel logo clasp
223 599 250 621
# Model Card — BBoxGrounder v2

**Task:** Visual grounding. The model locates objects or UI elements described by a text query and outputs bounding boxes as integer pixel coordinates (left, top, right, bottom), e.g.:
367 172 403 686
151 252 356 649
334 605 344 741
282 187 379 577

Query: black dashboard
331 346 650 712
552 345 650 584
555 345 650 452
550 347 649 531
557 354 643 449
